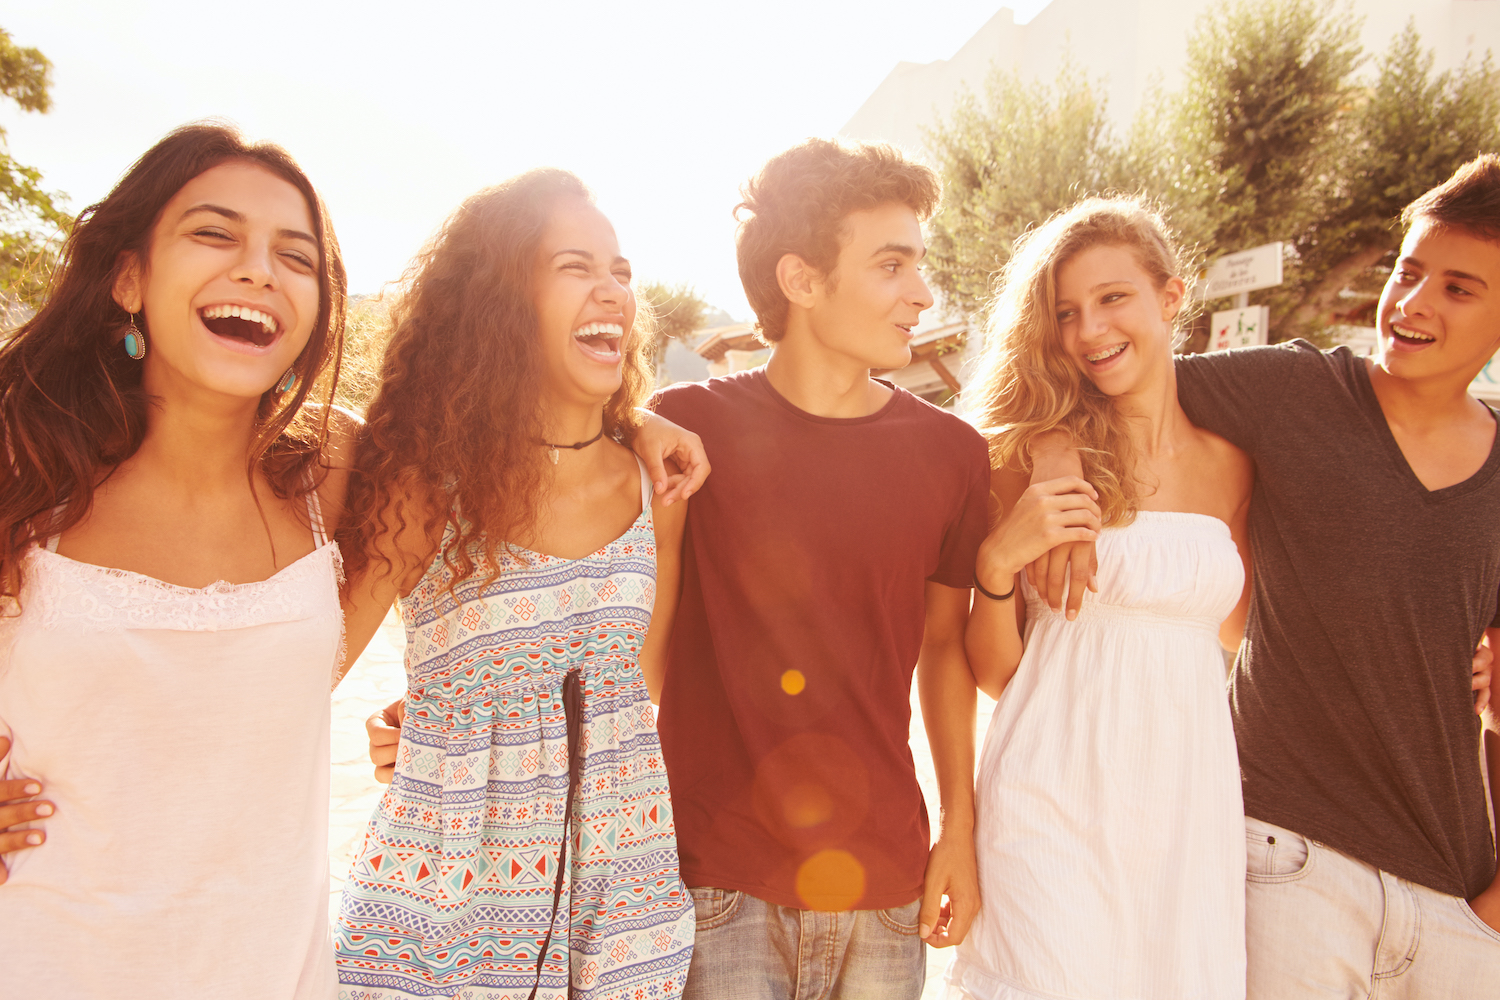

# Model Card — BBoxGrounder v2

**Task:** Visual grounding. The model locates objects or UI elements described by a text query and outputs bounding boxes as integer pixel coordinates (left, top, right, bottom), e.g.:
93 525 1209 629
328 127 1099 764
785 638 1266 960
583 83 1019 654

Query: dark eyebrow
1400 256 1490 289
1446 268 1490 289
181 203 243 224
181 204 317 247
871 242 925 260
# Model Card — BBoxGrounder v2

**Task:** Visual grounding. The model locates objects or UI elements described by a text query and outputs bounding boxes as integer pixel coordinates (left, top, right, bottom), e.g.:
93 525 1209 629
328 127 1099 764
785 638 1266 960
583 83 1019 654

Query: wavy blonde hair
965 196 1190 527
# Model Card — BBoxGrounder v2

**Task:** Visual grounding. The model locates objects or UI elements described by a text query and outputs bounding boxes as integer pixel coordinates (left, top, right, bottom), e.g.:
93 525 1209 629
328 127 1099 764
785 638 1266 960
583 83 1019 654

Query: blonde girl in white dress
947 198 1254 1000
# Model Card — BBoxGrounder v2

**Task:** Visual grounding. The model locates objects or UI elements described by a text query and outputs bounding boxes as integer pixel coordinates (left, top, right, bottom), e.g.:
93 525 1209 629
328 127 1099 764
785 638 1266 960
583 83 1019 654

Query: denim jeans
681 886 926 1000
1245 816 1500 999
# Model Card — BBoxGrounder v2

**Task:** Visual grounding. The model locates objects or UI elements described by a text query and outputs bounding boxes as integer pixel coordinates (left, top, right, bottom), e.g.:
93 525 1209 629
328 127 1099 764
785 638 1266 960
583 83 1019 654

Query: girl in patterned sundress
332 170 696 1000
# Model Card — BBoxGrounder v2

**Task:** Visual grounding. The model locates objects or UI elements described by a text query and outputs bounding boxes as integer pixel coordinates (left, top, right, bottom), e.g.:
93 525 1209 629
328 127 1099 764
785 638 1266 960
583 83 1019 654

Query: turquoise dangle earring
122 314 146 360
276 368 299 394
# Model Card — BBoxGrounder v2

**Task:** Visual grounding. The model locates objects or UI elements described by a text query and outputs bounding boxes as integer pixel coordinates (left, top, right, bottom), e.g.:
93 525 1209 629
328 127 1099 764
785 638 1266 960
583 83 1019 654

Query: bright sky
0 1 1052 319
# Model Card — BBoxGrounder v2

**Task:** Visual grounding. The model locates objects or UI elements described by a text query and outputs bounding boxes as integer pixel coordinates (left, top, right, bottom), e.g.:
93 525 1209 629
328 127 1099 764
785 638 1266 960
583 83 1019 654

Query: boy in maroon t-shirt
650 140 990 998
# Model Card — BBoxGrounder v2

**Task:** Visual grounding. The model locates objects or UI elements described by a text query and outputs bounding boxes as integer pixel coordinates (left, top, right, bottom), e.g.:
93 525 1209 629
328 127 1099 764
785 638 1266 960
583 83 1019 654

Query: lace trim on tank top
23 486 344 636
23 542 343 633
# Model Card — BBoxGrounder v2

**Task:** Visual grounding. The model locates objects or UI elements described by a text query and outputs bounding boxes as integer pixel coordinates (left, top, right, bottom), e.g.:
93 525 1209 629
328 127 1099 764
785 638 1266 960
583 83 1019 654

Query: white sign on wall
1209 306 1270 351
1204 242 1284 299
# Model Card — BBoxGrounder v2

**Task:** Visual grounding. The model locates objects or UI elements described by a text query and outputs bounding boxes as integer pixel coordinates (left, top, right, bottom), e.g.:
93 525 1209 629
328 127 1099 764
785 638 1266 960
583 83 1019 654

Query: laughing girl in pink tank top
0 127 711 999
0 122 356 998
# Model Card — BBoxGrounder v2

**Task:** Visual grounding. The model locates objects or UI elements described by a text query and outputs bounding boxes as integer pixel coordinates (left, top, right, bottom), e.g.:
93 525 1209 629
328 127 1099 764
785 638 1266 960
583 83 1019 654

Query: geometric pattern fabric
335 481 693 999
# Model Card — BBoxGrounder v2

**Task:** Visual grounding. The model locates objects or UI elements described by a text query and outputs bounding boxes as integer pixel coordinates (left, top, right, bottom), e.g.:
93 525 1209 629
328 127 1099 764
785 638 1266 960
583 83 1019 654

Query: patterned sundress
336 460 693 1000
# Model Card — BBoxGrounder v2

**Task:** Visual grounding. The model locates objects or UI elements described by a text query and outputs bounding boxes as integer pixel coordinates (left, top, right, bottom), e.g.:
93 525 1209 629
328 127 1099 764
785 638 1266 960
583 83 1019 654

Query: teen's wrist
934 802 976 837
974 551 1020 593
974 570 1016 602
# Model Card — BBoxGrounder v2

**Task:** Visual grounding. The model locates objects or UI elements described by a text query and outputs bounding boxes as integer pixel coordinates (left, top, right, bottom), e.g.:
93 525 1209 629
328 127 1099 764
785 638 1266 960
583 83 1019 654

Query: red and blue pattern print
335 490 692 999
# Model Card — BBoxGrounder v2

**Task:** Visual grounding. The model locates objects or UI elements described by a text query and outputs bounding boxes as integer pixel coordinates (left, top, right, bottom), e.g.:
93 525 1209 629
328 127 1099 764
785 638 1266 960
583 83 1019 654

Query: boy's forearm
917 636 977 833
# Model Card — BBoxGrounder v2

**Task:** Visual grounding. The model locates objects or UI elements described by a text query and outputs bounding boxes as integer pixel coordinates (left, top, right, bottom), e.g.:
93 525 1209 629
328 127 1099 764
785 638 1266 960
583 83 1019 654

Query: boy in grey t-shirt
1036 157 1500 995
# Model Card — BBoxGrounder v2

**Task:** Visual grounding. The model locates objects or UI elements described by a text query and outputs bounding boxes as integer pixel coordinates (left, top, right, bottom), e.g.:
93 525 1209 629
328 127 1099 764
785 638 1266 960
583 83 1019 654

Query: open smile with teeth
1085 343 1128 363
573 322 624 361
200 304 280 348
1391 324 1436 345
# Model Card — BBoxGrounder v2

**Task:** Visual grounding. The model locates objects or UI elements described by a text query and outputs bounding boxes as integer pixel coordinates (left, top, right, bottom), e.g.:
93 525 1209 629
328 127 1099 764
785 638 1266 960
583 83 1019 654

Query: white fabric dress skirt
947 511 1246 1000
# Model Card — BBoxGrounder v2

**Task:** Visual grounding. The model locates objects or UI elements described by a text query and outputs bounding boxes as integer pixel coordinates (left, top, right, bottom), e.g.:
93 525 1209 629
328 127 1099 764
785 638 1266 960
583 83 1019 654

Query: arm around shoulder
1174 342 1310 454
639 492 688 704
313 403 366 538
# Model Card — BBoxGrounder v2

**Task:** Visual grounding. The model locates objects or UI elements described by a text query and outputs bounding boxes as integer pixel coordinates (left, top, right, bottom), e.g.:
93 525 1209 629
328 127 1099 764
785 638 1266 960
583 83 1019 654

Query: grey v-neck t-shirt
1177 340 1500 900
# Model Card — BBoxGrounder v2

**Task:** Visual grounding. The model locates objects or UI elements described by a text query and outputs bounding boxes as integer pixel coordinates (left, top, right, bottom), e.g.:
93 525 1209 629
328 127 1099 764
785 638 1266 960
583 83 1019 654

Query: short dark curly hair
735 139 940 343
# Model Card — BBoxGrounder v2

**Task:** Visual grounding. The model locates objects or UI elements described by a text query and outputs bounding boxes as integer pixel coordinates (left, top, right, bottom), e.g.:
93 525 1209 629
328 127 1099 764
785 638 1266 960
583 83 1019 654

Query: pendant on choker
541 426 606 465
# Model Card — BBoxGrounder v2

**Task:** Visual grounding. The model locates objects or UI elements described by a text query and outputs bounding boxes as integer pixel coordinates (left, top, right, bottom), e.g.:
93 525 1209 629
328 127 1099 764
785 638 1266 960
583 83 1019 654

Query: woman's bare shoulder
1193 424 1254 504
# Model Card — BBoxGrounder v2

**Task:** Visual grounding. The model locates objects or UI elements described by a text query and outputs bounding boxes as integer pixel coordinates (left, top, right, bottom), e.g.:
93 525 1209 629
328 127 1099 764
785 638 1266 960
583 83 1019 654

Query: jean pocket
1458 898 1500 945
1245 816 1313 882
876 899 923 936
688 886 743 931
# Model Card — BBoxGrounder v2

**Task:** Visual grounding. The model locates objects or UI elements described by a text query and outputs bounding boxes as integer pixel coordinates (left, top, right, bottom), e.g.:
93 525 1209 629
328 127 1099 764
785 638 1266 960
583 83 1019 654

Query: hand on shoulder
318 403 366 472
311 404 366 536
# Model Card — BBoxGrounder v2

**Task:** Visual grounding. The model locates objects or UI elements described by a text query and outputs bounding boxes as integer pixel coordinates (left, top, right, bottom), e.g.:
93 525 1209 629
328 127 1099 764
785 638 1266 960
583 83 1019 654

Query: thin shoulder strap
635 457 653 513
305 483 328 548
43 503 64 552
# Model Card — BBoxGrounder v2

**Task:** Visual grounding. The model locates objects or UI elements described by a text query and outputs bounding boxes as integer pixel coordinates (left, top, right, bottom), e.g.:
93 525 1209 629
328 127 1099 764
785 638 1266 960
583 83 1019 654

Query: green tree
1276 22 1500 335
639 281 709 380
924 0 1500 345
0 27 68 317
1170 0 1362 255
925 64 1122 317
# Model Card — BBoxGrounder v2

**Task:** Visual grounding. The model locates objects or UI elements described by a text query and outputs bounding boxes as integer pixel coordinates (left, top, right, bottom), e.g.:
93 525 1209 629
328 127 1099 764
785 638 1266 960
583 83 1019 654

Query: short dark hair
1402 153 1500 243
735 139 940 343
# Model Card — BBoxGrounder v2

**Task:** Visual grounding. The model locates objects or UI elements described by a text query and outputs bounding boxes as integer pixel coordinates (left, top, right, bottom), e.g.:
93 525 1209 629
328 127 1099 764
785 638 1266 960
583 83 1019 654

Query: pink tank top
0 493 343 998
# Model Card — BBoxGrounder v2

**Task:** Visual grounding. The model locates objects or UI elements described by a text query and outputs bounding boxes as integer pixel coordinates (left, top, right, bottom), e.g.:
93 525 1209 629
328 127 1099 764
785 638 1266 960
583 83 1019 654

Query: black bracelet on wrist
974 570 1016 602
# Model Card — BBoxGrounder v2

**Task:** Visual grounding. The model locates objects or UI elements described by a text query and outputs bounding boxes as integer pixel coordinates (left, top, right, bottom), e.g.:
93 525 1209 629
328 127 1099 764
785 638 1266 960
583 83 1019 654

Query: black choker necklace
541 427 605 464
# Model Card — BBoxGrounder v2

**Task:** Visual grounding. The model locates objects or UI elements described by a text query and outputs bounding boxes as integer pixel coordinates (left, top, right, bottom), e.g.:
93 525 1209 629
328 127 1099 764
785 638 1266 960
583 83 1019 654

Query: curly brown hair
339 169 653 590
735 138 940 343
0 121 347 601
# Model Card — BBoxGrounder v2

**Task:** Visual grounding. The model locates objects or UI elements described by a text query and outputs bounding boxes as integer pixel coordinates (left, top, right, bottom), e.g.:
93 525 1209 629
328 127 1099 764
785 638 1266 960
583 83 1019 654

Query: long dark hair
339 168 652 589
0 120 348 600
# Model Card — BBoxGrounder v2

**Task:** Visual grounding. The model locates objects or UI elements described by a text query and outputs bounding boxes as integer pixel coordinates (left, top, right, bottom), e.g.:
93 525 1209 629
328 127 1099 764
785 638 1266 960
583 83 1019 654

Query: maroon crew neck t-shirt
652 369 990 911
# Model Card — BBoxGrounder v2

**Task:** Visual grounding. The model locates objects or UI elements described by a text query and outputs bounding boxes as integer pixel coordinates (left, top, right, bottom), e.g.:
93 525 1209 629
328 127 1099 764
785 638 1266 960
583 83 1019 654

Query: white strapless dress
947 511 1246 1000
